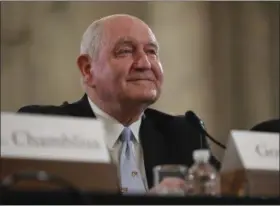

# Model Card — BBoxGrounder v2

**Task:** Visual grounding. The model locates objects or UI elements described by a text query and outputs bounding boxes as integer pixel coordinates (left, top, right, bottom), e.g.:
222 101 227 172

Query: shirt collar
87 96 142 149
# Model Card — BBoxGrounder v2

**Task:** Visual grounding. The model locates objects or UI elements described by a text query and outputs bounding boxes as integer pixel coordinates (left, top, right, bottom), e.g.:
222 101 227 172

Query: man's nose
133 52 152 70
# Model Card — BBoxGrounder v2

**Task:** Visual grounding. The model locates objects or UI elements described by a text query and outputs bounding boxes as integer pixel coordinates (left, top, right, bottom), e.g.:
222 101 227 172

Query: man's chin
123 87 160 103
139 96 158 105
132 92 159 105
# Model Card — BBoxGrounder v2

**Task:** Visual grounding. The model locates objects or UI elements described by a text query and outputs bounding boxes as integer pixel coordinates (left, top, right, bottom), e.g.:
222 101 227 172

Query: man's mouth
127 78 155 82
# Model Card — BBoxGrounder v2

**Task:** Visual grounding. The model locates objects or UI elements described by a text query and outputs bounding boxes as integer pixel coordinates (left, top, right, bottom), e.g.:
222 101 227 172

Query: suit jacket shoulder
143 108 220 168
17 95 95 118
251 119 280 133
18 104 68 115
144 108 200 143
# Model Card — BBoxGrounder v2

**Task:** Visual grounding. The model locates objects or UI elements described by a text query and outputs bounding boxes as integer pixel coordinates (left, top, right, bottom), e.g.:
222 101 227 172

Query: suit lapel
140 115 169 189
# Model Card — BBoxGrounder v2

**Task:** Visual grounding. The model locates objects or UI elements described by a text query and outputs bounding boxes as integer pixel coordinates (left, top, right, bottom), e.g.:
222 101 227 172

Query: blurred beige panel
1 1 149 110
240 2 279 127
1 2 35 110
148 2 214 116
204 2 234 160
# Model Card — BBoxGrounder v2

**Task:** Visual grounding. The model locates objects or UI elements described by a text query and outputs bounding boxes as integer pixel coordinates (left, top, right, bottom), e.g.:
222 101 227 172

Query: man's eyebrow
114 37 159 50
114 37 134 48
147 42 159 51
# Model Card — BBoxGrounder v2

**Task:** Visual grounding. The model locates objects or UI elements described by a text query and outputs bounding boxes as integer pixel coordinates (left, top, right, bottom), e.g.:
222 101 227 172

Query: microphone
185 111 226 149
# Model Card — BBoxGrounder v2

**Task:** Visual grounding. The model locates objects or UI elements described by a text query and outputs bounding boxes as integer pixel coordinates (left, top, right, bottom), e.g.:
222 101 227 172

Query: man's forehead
101 17 158 47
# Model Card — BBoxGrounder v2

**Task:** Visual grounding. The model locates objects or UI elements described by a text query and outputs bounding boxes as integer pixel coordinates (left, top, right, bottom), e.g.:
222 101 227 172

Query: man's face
91 17 163 105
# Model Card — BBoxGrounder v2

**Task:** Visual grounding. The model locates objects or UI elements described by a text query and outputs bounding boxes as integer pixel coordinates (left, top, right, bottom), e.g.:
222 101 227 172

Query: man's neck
87 93 146 126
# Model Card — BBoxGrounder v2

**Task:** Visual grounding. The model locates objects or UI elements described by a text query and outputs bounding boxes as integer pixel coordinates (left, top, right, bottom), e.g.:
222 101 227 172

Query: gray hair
80 14 145 59
80 20 104 59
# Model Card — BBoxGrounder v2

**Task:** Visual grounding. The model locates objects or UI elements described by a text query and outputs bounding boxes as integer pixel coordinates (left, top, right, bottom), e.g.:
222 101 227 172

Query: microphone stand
185 111 226 149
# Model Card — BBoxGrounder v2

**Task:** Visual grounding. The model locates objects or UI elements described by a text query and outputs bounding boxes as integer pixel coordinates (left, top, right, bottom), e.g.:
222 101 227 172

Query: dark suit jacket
251 119 280 133
18 94 220 188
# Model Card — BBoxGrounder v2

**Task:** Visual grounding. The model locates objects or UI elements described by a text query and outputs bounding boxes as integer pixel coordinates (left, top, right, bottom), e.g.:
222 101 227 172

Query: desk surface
1 190 279 205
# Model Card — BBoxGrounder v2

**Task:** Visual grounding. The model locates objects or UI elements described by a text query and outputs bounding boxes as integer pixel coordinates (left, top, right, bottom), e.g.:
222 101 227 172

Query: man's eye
146 49 157 55
118 49 133 54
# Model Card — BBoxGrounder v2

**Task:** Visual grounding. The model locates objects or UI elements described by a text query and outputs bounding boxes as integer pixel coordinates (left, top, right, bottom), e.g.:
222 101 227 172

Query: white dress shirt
87 96 148 190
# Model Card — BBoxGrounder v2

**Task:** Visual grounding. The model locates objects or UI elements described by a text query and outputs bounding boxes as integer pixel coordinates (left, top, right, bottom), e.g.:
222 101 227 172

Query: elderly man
18 14 219 194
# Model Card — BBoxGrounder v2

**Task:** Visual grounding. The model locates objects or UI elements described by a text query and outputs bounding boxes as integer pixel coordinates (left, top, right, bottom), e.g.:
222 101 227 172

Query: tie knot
121 127 132 142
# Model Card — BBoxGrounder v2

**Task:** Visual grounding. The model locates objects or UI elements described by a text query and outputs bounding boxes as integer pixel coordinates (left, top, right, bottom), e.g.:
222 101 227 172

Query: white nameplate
221 130 279 172
1 112 110 163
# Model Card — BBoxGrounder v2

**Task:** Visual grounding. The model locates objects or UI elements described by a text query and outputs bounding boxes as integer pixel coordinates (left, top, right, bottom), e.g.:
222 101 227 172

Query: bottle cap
193 149 210 162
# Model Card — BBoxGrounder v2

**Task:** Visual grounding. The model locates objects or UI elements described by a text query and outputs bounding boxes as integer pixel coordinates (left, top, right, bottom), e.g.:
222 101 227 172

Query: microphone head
185 111 203 128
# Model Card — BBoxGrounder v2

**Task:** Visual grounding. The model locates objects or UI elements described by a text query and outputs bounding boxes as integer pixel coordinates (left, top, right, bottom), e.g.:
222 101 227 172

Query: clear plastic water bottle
185 149 220 196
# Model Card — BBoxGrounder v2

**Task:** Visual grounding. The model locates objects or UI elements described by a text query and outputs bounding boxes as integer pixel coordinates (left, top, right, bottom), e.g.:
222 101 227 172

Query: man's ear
77 54 95 86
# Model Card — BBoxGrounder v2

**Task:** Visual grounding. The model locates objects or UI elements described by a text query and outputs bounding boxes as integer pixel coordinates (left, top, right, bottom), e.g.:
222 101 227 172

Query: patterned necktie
119 127 146 194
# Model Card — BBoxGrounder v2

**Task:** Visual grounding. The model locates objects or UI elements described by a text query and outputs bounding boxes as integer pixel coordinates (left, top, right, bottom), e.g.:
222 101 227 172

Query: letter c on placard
11 130 29 146
255 143 279 159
